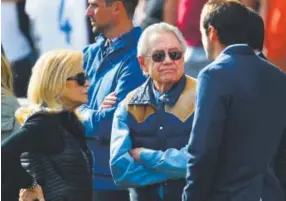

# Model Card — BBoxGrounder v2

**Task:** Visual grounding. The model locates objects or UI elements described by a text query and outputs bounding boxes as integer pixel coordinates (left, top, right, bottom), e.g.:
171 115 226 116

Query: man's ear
208 25 219 42
111 1 122 16
138 56 148 73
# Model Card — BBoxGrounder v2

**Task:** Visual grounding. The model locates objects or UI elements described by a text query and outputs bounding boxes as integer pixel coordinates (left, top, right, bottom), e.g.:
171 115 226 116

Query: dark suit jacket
183 44 286 201
256 51 286 198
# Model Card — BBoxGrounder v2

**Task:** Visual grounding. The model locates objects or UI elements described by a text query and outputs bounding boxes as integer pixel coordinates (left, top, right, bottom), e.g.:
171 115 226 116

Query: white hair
137 22 187 57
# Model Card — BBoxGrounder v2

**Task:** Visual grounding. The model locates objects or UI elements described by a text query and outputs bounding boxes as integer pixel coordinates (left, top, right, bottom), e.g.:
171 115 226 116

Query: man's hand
99 91 117 110
130 148 143 162
19 184 45 201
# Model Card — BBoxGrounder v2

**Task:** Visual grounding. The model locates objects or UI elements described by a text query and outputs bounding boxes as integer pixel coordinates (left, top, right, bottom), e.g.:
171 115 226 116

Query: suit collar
221 44 255 56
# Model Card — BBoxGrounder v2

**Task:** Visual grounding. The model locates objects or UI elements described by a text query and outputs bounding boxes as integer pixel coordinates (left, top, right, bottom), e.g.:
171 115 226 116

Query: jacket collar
220 44 255 56
257 51 267 60
129 75 187 107
94 26 142 52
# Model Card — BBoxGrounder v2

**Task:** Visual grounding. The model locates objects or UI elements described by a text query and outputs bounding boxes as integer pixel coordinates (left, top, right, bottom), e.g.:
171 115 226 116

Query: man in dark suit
247 8 286 200
182 1 286 201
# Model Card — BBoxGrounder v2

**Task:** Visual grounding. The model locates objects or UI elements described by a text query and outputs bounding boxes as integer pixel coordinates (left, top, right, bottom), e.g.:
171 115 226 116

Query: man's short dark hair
247 8 264 51
106 0 138 18
202 0 250 46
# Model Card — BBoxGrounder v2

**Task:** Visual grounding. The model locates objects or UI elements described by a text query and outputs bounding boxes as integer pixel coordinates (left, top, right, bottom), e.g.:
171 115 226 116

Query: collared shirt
152 84 161 105
152 84 164 199
102 37 118 57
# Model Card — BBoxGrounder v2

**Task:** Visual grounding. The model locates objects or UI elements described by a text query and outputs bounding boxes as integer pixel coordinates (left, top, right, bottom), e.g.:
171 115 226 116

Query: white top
25 0 88 55
1 2 32 62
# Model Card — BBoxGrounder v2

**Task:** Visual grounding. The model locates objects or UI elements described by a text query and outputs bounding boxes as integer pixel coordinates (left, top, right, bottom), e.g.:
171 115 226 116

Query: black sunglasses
147 50 183 62
67 72 87 86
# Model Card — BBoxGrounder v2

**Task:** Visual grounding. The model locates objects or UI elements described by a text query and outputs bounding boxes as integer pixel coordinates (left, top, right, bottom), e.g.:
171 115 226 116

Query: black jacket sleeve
1 112 62 189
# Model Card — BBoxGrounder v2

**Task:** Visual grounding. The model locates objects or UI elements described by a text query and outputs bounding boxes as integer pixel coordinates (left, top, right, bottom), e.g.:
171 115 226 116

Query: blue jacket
78 27 146 190
183 44 286 201
110 75 196 200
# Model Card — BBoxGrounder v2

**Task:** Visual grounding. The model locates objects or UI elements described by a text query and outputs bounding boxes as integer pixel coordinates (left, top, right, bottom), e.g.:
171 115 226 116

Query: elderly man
109 22 196 201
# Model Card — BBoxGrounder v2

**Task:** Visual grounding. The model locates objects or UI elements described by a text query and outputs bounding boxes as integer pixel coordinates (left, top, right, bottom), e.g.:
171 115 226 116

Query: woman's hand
99 91 118 110
130 148 143 162
19 184 45 201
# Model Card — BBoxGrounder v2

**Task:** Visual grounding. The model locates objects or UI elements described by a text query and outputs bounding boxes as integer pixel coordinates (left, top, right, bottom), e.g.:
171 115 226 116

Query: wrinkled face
61 64 89 110
86 0 114 34
142 32 185 86
200 15 215 60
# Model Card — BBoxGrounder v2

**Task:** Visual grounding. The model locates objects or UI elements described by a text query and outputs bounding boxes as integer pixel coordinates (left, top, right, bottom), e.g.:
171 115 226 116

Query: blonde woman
1 55 20 141
1 50 92 201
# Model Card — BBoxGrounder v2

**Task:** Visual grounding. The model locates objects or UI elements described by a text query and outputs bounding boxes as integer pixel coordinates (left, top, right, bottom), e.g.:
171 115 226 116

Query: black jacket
1 110 93 201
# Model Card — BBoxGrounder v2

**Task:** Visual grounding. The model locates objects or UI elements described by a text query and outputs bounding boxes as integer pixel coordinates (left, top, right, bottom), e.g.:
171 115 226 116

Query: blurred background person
135 0 164 29
164 0 209 78
1 0 37 97
247 8 265 57
240 0 259 9
241 0 286 73
133 0 146 26
1 54 20 141
261 0 286 73
2 50 93 201
25 0 91 56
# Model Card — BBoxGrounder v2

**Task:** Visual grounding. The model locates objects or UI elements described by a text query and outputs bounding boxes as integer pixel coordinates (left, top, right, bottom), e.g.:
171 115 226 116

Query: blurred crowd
1 0 286 98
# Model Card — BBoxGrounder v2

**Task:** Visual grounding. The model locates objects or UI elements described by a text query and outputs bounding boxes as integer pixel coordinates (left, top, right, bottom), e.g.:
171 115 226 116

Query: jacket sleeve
182 69 228 201
139 146 189 178
2 127 35 188
78 56 146 138
1 114 59 189
275 126 286 186
110 102 176 188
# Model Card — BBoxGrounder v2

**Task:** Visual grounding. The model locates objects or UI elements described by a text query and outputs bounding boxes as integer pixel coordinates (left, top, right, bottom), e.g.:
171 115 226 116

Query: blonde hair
16 50 83 123
1 55 14 96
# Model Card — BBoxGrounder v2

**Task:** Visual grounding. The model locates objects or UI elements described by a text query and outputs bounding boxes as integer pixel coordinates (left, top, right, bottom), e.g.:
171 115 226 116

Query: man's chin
161 78 179 85
92 27 102 35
